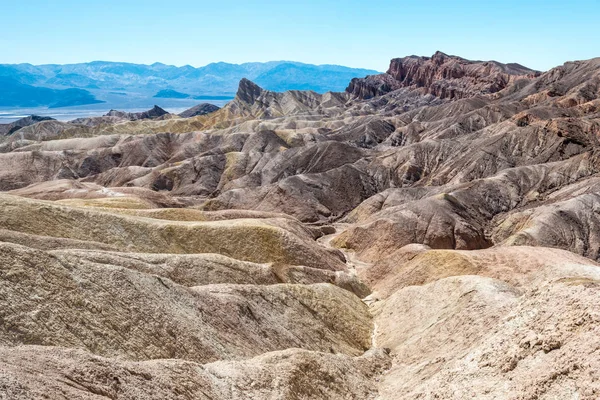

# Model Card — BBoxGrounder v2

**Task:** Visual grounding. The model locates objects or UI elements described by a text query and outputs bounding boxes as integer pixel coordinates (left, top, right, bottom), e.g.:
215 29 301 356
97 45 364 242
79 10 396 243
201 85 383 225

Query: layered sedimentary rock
2 52 600 398
347 51 540 99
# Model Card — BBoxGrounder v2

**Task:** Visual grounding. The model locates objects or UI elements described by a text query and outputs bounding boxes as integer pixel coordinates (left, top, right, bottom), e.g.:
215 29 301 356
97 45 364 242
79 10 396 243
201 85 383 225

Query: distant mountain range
0 61 379 108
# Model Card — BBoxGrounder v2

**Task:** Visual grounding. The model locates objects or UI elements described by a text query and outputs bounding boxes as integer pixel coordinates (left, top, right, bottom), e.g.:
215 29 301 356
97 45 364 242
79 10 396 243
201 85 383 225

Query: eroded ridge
2 52 600 399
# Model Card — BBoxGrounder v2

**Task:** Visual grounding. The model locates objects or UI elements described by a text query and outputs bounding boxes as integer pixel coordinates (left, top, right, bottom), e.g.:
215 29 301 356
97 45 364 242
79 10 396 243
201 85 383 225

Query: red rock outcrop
347 51 540 99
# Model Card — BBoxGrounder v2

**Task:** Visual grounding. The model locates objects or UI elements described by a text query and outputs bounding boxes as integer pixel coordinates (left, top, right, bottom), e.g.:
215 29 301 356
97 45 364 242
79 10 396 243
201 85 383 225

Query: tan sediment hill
2 52 600 398
0 242 370 362
0 346 390 399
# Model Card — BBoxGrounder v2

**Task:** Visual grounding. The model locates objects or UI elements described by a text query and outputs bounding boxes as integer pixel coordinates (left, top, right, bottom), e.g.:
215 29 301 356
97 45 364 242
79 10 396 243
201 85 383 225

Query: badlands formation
2 51 600 398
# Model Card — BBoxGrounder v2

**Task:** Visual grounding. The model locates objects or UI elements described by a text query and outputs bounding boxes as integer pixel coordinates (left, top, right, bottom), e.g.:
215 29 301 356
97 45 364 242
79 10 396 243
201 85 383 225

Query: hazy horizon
3 0 599 72
2 59 382 72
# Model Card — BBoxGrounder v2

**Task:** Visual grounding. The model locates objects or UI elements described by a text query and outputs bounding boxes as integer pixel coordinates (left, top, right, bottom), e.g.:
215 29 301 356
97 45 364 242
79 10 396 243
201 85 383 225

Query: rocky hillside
1 52 600 399
0 115 55 136
346 51 540 99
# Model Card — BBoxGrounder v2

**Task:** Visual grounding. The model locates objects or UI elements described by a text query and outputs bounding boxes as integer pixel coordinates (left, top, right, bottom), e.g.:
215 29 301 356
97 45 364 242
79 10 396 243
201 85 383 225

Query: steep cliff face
346 73 401 99
347 51 540 100
236 78 264 104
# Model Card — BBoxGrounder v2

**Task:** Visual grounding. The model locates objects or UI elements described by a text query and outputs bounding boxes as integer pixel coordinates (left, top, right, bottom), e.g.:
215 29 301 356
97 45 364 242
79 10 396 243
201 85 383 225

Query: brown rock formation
347 51 540 100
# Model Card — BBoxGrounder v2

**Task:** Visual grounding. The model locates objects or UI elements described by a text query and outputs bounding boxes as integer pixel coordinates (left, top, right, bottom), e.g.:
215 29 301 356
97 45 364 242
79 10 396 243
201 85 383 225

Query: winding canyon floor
2 52 600 399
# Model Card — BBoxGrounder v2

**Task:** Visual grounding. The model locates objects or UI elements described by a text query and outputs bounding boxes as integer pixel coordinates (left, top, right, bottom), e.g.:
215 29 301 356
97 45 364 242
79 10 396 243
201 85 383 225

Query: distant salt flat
0 98 230 124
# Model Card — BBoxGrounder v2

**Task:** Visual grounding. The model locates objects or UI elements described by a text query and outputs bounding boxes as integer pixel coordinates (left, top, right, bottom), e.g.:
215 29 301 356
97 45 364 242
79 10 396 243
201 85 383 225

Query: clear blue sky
2 0 599 71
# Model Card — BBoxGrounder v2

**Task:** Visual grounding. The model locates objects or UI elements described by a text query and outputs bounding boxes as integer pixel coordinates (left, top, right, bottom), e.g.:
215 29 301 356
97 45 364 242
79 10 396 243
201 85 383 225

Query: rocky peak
105 105 169 121
236 78 264 104
431 50 450 65
347 52 540 100
144 105 169 118
0 115 56 136
178 103 221 118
